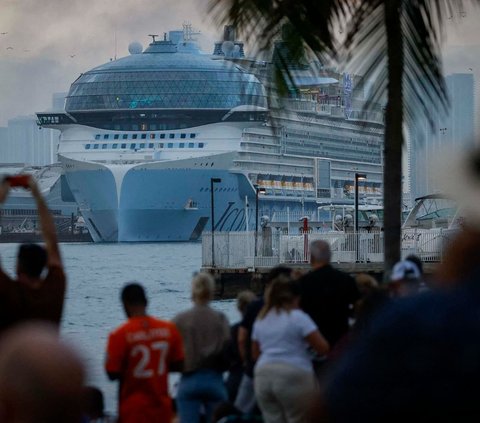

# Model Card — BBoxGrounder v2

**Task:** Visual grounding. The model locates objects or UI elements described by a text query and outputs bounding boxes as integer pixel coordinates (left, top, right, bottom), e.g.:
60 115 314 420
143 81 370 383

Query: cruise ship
37 27 384 242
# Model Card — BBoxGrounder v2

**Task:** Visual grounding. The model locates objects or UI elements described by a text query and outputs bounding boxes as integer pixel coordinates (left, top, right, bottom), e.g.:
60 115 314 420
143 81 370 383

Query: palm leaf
343 0 468 131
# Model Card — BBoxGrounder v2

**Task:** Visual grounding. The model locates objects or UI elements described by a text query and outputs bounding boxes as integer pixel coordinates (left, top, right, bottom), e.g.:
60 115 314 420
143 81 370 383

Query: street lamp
254 184 266 257
354 173 367 233
210 177 222 267
354 173 366 262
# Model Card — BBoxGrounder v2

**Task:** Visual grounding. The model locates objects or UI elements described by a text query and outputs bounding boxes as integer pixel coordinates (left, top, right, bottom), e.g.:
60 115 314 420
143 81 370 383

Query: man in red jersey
106 283 184 423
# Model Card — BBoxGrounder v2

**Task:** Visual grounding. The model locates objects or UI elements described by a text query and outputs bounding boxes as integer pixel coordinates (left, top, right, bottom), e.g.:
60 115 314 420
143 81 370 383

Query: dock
201 229 453 298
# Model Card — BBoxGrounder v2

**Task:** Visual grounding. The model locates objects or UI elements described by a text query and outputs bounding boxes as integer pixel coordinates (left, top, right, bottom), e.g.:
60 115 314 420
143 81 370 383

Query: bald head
0 323 85 423
310 240 331 268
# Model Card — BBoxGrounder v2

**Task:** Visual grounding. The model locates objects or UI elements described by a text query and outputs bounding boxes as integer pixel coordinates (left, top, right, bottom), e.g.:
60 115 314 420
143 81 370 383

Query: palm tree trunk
383 0 404 276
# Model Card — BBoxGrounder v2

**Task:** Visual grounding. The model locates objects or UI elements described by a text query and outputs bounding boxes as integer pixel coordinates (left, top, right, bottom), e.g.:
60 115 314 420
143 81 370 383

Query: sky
0 0 479 127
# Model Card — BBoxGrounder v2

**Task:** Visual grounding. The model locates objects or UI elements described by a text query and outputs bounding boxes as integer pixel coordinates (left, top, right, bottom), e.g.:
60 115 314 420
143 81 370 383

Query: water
0 242 238 414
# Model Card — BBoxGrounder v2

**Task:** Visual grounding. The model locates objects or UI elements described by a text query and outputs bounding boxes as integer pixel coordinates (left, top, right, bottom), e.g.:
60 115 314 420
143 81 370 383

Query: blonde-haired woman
252 275 329 423
173 272 230 423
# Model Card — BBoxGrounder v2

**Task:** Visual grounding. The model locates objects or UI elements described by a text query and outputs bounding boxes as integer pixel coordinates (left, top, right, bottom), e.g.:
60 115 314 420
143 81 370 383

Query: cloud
0 0 218 125
0 0 478 126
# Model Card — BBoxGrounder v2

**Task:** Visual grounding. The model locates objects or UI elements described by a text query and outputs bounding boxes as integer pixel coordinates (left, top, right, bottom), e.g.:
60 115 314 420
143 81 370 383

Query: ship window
122 134 128 140
168 143 173 148
141 133 147 139
188 143 194 148
169 134 175 139
139 143 145 148
93 144 99 149
190 133 196 139
112 144 118 149
180 133 186 139
159 143 164 148
130 143 136 149
179 143 185 148
121 143 127 149
199 143 204 148
85 144 91 149
148 143 154 149
103 134 109 140
102 144 107 149
95 134 100 140
132 134 138 140
150 134 156 139
160 134 165 139
114 134 119 140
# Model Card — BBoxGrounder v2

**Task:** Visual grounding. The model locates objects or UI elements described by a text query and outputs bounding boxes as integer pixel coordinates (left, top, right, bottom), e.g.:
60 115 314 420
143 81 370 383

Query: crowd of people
1 175 480 422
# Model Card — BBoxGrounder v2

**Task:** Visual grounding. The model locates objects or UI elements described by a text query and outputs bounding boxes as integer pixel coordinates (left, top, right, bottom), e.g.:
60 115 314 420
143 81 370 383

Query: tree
211 0 466 273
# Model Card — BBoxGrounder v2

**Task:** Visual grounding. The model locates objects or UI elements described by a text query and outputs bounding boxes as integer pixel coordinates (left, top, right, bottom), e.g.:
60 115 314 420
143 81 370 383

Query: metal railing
202 228 457 268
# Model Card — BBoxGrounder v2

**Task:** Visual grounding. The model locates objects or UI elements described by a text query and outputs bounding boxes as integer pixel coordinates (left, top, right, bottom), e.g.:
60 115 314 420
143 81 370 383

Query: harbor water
0 242 238 414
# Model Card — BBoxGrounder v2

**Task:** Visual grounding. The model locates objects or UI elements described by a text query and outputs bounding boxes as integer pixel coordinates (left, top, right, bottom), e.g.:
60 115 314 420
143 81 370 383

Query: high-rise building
52 92 67 111
4 115 59 166
0 127 8 163
408 73 475 200
1 93 65 165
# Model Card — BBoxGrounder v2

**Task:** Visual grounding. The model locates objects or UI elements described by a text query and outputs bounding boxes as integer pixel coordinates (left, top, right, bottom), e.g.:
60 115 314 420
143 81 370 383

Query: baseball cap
391 260 421 282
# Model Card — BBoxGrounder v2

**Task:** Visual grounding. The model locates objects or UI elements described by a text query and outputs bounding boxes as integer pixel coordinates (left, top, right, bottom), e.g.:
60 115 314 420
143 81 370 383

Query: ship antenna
148 34 159 43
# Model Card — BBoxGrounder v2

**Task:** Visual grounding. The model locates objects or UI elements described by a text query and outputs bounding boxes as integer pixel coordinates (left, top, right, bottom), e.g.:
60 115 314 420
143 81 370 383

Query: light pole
254 184 266 257
210 177 221 267
354 173 367 261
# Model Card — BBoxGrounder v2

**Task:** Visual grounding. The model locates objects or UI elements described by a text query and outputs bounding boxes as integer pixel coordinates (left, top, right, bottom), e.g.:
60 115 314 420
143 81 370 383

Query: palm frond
342 0 469 130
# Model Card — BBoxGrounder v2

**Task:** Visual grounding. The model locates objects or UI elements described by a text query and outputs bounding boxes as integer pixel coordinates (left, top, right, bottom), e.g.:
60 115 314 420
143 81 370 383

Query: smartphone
5 175 30 188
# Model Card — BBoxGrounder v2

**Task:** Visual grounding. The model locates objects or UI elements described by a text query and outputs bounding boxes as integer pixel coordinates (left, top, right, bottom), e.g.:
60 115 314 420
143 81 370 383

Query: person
173 272 230 423
82 386 115 422
405 254 423 277
225 290 257 402
388 259 421 298
235 266 292 414
0 322 85 422
0 176 65 332
355 273 379 297
323 266 480 422
252 275 329 423
299 240 360 347
105 283 184 423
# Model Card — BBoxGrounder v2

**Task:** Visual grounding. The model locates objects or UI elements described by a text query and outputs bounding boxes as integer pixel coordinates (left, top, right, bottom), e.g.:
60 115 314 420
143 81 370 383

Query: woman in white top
252 275 329 423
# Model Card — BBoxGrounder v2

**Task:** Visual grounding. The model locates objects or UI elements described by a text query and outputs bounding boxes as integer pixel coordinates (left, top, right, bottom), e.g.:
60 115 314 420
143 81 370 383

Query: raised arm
0 178 9 205
0 179 10 277
28 177 62 268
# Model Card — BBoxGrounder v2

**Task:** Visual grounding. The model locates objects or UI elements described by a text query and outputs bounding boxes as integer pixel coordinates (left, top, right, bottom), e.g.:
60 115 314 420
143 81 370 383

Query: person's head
405 255 423 275
82 386 105 420
16 243 47 279
259 274 301 318
191 272 215 305
0 322 85 423
310 240 331 268
236 290 256 316
389 260 421 297
121 283 147 317
356 273 379 296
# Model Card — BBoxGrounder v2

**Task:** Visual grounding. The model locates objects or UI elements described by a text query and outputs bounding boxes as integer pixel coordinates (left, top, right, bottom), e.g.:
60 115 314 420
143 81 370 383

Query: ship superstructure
37 29 384 242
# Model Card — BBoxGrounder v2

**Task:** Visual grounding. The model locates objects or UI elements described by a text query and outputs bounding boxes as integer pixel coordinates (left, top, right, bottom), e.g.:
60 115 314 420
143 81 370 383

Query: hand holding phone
5 175 31 188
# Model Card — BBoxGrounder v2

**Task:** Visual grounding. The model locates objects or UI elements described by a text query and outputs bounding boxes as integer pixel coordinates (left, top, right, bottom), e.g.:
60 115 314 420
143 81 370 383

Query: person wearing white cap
389 260 421 298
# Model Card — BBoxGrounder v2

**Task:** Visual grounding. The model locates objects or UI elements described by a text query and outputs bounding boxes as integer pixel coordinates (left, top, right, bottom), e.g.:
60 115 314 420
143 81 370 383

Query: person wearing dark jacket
299 240 360 347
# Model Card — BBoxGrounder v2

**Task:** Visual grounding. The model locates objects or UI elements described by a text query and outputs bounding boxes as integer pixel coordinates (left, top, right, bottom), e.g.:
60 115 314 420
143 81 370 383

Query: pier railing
202 228 457 269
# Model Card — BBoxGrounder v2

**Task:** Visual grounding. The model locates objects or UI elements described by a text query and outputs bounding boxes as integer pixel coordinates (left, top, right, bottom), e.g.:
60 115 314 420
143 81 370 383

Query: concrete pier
205 262 439 299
